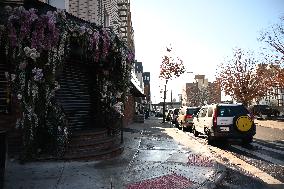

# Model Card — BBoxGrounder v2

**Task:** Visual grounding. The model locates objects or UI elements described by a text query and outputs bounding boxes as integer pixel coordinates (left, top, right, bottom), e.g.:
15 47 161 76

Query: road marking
231 145 284 167
163 128 283 185
251 143 284 155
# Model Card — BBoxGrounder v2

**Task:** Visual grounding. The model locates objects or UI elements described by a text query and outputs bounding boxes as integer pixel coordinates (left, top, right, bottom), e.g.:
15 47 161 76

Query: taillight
185 114 193 119
213 108 217 128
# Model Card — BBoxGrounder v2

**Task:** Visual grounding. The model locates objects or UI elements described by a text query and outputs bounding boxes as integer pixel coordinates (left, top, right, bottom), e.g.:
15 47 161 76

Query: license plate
220 127 229 131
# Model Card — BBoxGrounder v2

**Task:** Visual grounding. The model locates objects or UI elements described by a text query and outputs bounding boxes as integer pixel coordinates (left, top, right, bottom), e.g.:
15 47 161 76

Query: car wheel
175 121 179 128
178 121 182 130
193 126 199 137
207 134 215 145
187 126 192 133
242 136 253 145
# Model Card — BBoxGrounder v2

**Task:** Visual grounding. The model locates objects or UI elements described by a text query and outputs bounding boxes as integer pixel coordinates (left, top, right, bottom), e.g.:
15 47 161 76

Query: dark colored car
248 105 280 118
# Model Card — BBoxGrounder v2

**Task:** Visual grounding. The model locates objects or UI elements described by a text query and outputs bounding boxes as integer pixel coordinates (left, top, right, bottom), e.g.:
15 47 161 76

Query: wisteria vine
0 5 134 159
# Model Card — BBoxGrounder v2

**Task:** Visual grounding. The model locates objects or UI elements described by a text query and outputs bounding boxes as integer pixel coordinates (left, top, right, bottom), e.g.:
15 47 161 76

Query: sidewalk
4 117 223 189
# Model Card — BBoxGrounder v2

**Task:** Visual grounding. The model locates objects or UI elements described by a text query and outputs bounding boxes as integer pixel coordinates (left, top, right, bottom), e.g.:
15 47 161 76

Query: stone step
63 144 124 161
67 137 115 154
69 128 108 140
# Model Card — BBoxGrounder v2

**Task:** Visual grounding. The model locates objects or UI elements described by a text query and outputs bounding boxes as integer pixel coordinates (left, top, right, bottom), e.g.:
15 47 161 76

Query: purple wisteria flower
127 51 135 63
31 11 59 50
102 28 110 58
32 68 43 81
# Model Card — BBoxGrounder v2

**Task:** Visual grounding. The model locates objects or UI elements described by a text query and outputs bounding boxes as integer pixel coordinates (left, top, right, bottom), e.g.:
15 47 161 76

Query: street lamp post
163 80 168 123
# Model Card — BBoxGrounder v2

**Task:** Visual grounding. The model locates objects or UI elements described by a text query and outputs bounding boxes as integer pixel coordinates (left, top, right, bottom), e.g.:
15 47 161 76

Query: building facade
183 75 221 107
38 0 134 50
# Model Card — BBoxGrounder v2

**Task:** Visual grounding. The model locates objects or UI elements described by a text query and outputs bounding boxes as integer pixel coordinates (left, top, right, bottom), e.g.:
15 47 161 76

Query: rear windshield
174 109 179 114
217 106 249 117
186 108 200 115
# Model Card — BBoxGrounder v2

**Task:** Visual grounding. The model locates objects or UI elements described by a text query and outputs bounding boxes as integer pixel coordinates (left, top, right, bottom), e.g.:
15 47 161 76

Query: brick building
182 75 221 107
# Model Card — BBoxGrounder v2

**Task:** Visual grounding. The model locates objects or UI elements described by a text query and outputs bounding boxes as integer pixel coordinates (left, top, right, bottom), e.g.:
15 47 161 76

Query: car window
208 107 213 117
174 109 179 114
218 105 249 117
202 108 208 117
198 108 203 117
186 108 200 115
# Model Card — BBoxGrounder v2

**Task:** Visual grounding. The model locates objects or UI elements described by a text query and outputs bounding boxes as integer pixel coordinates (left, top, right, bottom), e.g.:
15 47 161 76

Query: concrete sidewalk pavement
4 117 224 189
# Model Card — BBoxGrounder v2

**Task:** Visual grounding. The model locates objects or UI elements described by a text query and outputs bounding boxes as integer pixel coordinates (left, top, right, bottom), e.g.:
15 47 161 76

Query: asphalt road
166 119 284 189
254 125 284 141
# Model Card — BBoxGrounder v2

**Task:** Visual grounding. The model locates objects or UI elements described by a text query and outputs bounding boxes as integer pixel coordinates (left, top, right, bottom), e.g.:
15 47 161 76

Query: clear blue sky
131 0 284 103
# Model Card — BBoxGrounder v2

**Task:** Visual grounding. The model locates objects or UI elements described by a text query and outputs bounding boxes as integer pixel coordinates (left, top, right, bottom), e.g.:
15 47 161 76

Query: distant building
143 72 151 110
38 0 134 49
183 75 221 106
251 64 284 107
252 85 284 107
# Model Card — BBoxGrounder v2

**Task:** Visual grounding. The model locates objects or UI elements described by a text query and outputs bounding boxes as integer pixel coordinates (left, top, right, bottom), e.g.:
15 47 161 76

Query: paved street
254 120 284 141
3 116 284 189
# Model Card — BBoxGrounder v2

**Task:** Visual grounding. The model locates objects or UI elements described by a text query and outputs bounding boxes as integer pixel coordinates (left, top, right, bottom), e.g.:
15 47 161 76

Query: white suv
192 103 255 145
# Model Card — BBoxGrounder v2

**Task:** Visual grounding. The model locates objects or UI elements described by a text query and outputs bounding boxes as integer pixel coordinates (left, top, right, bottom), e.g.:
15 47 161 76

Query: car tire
178 121 182 130
193 126 199 137
207 134 215 145
175 121 179 128
242 136 253 145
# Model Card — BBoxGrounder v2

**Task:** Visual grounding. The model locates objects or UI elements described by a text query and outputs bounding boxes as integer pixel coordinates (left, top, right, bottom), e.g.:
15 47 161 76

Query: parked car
248 105 280 118
166 109 174 121
176 106 200 132
171 108 180 125
166 108 180 123
193 103 256 145
155 109 163 117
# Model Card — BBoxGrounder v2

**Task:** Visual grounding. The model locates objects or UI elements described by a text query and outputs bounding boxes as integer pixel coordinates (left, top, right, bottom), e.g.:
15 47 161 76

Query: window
198 109 204 117
218 105 249 117
186 108 200 115
201 108 208 117
104 13 109 27
208 107 213 117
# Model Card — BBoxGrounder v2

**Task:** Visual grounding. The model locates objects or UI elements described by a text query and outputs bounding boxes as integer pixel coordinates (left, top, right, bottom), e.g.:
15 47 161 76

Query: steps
64 128 123 161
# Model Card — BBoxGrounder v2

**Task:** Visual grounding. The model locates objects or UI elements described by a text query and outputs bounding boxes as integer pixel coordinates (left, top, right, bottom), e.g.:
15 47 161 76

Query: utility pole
162 80 168 123
159 46 186 122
